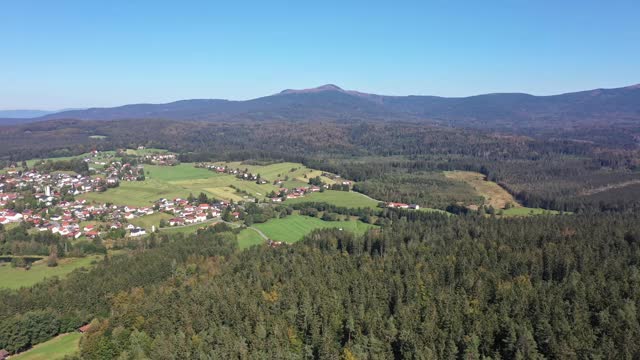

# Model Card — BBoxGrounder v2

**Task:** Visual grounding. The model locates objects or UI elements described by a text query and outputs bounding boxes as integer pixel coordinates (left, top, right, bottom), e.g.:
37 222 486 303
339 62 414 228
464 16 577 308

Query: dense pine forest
2 211 640 358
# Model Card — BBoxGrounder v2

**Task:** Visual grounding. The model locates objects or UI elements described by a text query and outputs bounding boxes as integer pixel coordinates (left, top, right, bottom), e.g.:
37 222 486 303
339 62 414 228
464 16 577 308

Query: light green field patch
12 332 82 360
204 187 245 202
237 229 265 249
144 164 212 181
284 190 379 209
252 215 376 243
124 148 172 156
501 207 562 217
79 179 188 206
129 212 173 229
0 256 102 290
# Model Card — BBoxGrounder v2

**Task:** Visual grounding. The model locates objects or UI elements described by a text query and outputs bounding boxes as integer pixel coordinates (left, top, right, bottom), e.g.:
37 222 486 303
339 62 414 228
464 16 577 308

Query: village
0 154 234 240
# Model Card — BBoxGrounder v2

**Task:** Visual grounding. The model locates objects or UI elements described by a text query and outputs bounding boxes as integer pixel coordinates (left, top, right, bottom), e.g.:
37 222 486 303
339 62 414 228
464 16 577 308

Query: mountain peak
279 84 345 95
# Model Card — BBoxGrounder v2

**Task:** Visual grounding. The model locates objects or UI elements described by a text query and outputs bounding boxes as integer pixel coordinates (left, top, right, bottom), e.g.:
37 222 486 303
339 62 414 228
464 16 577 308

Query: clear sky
1 0 639 109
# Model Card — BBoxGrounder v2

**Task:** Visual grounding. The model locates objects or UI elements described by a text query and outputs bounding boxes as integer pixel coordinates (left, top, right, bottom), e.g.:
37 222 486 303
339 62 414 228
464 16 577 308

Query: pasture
501 207 561 216
124 147 172 156
159 219 223 235
129 212 172 229
237 229 266 249
252 215 375 243
12 332 81 360
284 190 379 209
0 255 102 289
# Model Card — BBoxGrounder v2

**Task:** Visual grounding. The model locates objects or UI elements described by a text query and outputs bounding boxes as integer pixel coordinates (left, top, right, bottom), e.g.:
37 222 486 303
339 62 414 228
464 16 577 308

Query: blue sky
1 0 639 109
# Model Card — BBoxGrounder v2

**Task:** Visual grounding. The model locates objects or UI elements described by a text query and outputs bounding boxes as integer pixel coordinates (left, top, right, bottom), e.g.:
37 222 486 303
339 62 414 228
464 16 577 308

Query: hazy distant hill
0 110 54 118
5 84 640 129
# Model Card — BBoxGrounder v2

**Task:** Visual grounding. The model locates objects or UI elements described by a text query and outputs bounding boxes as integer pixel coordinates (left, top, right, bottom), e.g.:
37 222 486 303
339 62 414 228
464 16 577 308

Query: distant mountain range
2 84 640 129
0 110 56 118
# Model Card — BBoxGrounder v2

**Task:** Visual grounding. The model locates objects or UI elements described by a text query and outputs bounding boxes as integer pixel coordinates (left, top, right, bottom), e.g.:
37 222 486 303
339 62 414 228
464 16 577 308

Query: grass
252 214 376 243
129 212 172 229
0 255 102 289
125 147 172 156
501 207 561 217
237 229 266 249
444 171 519 209
159 220 221 235
284 190 379 209
78 179 187 206
144 163 213 181
204 186 246 202
12 332 82 360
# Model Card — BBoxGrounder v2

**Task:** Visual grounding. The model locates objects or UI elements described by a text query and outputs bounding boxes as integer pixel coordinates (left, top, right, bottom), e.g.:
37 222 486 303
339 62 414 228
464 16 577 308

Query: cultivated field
12 332 81 360
251 215 375 243
0 255 101 289
444 171 520 209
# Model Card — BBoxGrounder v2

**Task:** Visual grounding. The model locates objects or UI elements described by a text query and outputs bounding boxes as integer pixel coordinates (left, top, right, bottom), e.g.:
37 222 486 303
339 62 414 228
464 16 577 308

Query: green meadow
501 207 562 217
250 214 376 243
284 190 379 208
0 255 102 290
129 212 172 229
237 228 266 249
12 332 82 360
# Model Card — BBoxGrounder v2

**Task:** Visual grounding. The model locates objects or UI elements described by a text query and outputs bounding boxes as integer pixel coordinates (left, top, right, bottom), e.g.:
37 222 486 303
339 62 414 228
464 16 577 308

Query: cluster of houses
0 167 159 238
385 202 420 210
143 153 177 166
155 198 235 226
1 169 110 205
96 161 145 184
270 185 322 202
23 200 153 239
197 164 270 184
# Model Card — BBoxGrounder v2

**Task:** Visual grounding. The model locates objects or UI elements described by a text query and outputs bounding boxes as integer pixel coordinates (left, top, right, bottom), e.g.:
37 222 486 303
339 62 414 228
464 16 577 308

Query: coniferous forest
1 210 639 359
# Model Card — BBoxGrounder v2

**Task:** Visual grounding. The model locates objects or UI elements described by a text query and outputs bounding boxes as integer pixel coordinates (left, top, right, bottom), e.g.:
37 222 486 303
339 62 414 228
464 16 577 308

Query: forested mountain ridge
3 83 640 130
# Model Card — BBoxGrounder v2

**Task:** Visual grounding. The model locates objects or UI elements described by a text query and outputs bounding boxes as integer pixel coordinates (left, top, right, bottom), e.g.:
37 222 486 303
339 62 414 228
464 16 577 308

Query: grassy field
12 332 81 360
285 190 379 208
501 207 561 216
444 171 520 209
124 147 172 156
129 212 172 229
144 163 212 181
0 255 101 289
237 229 266 249
159 220 222 235
78 178 188 206
252 215 376 243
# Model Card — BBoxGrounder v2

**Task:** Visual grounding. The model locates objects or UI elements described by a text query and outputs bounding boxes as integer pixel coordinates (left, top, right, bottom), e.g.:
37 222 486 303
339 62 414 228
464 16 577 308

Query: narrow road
247 226 269 240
